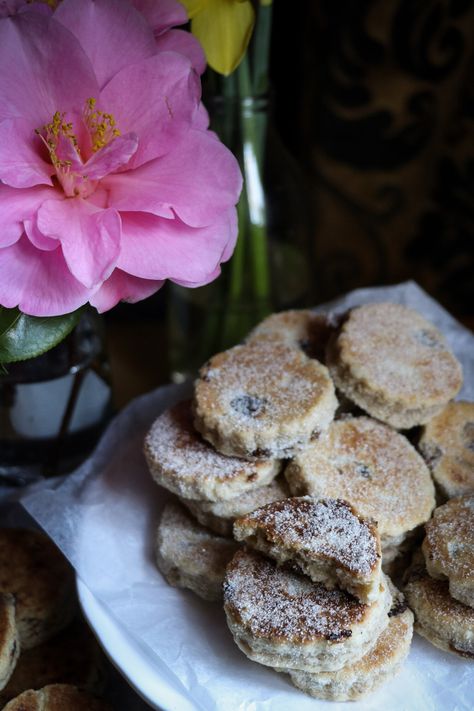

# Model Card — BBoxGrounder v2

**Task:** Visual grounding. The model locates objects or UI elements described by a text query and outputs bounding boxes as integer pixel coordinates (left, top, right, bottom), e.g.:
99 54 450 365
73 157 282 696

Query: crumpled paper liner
20 282 474 711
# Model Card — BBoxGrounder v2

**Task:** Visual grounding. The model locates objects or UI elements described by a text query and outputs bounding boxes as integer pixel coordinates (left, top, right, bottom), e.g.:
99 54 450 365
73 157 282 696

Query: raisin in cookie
193 341 337 460
285 417 435 557
223 549 392 673
422 496 474 608
246 310 334 362
233 497 381 603
404 550 474 658
0 529 75 650
180 476 289 537
326 303 463 429
156 502 239 601
288 595 413 700
145 401 280 502
419 401 474 498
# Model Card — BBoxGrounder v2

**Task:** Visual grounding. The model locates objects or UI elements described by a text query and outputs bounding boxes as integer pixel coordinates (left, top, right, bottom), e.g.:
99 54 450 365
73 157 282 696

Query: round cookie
233 497 382 603
246 310 334 362
0 618 106 706
285 417 435 552
288 600 413 700
193 341 338 460
3 685 111 711
404 550 474 658
422 496 474 607
419 401 474 498
156 501 239 601
144 400 280 502
180 477 289 537
0 594 19 692
326 303 463 429
0 529 75 650
223 549 392 673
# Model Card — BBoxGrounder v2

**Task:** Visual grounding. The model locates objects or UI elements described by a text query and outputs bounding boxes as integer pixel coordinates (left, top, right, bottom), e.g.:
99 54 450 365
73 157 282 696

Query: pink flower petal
55 0 156 89
0 183 59 248
83 133 138 180
0 234 93 316
103 129 242 227
155 29 206 75
89 269 163 312
0 12 98 124
37 199 121 289
0 117 53 188
131 0 187 35
24 216 57 251
117 209 237 281
99 52 200 168
172 264 222 288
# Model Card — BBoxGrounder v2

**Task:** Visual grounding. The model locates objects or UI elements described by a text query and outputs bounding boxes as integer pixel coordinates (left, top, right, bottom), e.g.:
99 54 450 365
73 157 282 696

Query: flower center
36 98 121 197
83 97 121 153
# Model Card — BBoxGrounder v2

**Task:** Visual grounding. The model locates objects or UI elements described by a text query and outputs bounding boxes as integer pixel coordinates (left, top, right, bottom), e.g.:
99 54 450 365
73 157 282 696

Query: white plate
77 577 198 711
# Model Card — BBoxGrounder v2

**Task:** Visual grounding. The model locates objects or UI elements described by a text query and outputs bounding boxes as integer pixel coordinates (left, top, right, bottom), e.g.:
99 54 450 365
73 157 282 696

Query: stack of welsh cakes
145 302 472 701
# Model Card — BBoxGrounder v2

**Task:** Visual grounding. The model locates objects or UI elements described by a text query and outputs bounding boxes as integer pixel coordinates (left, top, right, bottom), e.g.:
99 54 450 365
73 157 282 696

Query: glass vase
0 310 113 485
167 94 313 382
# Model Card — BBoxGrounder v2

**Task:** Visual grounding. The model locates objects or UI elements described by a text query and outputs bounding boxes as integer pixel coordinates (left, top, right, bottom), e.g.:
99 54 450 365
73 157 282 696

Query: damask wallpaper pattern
273 0 474 314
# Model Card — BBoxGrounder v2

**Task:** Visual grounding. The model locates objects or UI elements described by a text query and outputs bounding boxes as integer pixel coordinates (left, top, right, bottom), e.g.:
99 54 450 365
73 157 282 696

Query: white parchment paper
20 282 474 711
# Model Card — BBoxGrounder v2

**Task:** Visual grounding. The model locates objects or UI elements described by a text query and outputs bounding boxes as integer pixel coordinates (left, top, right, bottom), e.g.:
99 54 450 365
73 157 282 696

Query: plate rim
76 576 198 711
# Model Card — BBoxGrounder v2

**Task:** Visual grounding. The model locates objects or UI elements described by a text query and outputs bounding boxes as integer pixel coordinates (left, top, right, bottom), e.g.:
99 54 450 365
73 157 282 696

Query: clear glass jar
0 310 113 485
167 94 313 382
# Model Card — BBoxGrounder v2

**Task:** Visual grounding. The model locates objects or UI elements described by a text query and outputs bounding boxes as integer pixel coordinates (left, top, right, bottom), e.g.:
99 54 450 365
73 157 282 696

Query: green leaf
0 308 82 364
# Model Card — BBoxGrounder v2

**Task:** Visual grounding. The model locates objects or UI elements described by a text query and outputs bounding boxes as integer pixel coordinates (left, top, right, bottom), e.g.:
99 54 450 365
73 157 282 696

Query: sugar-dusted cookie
3 685 111 711
419 401 474 498
326 303 463 429
145 401 280 502
223 549 392 673
246 310 334 362
156 502 239 601
285 417 435 553
288 595 413 700
233 497 381 603
193 341 338 460
0 529 75 650
404 550 474 658
422 496 474 608
0 619 106 706
181 477 289 537
0 594 19 691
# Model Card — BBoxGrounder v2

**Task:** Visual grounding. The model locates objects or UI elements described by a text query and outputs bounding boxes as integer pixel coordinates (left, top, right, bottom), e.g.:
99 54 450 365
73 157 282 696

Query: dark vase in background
0 311 113 485
167 93 313 382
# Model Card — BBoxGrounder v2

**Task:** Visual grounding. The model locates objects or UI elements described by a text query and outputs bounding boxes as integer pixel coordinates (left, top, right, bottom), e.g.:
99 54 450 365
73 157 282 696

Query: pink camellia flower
0 0 241 315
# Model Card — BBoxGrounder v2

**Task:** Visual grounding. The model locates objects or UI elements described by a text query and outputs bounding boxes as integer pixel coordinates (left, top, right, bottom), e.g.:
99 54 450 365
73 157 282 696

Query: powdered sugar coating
144 401 279 502
422 496 474 607
246 310 334 362
234 497 380 579
181 477 289 537
327 303 463 428
194 341 338 459
224 549 385 644
288 605 413 701
419 401 474 497
404 551 474 657
155 501 239 601
285 417 435 540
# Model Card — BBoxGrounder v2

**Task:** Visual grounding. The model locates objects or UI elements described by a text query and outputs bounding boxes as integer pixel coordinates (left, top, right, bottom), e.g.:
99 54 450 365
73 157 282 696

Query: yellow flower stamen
83 97 121 152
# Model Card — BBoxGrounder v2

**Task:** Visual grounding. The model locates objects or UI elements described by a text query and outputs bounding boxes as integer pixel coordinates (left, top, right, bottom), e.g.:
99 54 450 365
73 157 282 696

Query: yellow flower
181 0 256 76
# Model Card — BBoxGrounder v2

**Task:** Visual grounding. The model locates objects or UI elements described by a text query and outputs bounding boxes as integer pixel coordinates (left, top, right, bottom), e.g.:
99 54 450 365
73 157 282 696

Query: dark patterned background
272 0 474 315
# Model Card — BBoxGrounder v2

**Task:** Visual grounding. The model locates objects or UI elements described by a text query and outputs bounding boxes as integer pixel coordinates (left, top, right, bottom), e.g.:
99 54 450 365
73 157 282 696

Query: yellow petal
179 0 207 20
259 0 273 5
191 0 255 75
